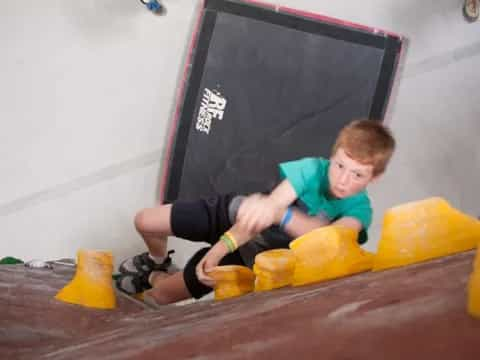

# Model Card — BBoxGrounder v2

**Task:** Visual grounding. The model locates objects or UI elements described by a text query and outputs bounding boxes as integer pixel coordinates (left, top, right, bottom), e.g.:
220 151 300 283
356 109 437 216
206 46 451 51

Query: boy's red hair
332 120 395 176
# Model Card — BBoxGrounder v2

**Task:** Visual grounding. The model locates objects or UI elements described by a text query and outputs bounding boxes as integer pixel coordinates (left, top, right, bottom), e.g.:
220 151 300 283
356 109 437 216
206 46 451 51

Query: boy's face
328 148 376 198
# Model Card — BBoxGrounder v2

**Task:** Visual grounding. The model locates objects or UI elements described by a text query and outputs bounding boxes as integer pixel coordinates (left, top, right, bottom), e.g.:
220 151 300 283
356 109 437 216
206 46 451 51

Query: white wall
0 0 205 265
0 0 479 265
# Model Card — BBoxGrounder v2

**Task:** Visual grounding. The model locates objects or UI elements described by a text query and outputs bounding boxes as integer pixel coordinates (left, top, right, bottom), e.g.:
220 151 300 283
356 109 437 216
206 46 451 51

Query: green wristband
221 234 235 253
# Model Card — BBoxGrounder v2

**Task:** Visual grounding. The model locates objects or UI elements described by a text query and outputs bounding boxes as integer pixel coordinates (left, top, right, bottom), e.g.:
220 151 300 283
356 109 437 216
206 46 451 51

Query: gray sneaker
116 250 175 295
118 250 174 275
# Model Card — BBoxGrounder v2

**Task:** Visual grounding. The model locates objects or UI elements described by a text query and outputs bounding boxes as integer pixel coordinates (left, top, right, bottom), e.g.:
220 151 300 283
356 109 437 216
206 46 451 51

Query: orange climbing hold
373 197 480 271
253 249 296 291
289 225 374 286
55 249 116 309
209 265 255 301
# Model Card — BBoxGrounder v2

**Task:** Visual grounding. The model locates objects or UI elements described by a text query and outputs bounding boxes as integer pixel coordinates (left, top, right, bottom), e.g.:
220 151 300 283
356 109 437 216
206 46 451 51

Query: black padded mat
163 0 402 202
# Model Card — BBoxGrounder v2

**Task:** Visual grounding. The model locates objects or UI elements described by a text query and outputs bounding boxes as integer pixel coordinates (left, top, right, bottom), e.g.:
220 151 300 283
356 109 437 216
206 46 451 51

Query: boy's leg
144 271 191 305
117 193 238 296
118 204 174 275
146 247 245 305
134 204 172 258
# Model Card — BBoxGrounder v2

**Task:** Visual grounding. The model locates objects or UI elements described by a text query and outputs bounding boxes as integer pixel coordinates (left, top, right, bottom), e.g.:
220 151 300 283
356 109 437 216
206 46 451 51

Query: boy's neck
327 186 367 200
326 188 339 200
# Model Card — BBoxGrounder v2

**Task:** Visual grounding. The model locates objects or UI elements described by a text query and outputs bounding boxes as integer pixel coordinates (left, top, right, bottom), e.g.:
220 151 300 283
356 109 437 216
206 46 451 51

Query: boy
116 119 395 305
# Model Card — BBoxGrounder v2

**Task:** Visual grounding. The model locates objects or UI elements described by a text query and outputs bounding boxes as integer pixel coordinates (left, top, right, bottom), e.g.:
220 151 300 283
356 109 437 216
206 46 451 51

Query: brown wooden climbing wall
1 252 480 359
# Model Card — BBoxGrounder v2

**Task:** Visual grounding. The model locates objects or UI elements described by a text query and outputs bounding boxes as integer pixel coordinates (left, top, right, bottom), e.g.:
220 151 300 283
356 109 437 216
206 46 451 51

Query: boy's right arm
281 209 330 238
236 179 297 234
282 213 364 238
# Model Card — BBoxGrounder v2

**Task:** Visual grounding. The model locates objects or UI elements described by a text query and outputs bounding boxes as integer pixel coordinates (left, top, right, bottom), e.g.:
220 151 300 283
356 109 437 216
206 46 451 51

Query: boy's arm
195 221 255 287
268 178 299 207
332 217 362 231
282 212 362 238
196 210 363 287
237 179 298 234
196 180 298 286
281 209 329 238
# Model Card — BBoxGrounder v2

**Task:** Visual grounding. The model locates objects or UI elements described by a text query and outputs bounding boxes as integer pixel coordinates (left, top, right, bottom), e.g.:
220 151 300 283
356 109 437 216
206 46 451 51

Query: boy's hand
196 241 229 287
237 193 285 234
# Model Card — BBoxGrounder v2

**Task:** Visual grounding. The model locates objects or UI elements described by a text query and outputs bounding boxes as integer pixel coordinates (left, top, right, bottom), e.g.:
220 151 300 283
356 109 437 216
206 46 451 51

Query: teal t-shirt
278 157 372 244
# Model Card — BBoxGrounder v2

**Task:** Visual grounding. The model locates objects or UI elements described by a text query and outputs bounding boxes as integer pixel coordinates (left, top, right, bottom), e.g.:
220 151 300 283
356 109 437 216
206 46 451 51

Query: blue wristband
280 207 293 229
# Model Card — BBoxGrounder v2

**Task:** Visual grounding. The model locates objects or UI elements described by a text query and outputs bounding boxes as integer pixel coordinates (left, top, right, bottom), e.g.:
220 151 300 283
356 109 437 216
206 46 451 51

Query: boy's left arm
332 217 362 231
281 209 329 238
195 220 255 287
334 201 371 234
196 180 298 286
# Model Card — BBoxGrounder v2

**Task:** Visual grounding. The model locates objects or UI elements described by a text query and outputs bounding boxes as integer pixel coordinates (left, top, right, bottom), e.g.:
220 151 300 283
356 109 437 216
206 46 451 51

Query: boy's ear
369 173 383 184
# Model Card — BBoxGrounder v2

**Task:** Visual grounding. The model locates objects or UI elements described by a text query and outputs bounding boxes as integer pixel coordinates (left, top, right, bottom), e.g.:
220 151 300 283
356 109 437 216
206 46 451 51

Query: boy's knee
134 209 150 232
134 206 171 234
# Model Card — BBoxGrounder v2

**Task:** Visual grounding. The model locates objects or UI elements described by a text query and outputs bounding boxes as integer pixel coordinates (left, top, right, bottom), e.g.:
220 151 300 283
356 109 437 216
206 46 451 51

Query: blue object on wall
140 0 164 14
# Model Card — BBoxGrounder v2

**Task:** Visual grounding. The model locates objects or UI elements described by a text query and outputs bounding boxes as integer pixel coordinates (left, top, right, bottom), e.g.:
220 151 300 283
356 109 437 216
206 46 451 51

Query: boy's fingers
254 223 263 234
200 273 214 285
249 215 265 233
246 221 256 235
238 216 248 230
196 258 207 277
203 279 215 287
196 262 215 287
199 274 215 287
201 264 216 286
203 259 216 273
243 217 255 234
237 204 246 221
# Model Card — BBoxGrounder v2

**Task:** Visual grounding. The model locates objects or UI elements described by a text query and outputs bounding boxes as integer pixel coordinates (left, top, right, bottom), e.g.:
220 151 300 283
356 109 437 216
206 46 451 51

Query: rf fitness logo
195 87 227 134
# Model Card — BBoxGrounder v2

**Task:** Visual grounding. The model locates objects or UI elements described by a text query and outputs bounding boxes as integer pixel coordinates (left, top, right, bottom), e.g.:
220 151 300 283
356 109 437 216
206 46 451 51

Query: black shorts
170 193 245 299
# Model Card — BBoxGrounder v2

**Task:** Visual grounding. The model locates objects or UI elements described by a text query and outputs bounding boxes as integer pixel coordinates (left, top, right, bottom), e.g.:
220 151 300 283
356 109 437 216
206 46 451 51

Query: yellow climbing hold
210 265 255 301
55 249 116 309
373 197 480 271
253 249 296 291
468 245 480 318
289 225 374 286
